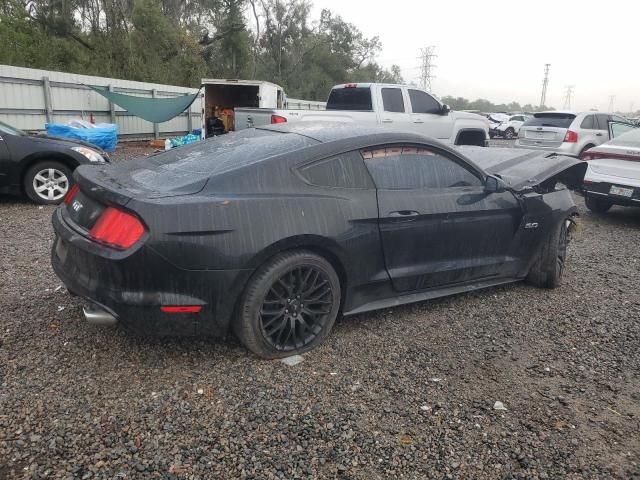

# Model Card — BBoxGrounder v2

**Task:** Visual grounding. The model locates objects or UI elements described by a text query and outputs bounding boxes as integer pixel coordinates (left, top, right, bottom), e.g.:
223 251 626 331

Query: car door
377 87 410 126
407 89 452 139
363 145 523 292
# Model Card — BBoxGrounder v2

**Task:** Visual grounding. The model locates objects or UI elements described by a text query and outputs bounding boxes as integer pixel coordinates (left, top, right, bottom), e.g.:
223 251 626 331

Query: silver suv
515 111 631 156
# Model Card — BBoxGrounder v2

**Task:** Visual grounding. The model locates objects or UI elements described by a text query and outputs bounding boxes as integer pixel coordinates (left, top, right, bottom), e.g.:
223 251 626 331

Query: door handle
382 119 393 123
413 120 425 124
388 210 419 222
595 133 603 136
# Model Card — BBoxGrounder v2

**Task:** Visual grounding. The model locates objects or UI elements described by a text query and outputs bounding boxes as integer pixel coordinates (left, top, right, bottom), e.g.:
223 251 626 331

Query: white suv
491 114 530 139
516 111 632 156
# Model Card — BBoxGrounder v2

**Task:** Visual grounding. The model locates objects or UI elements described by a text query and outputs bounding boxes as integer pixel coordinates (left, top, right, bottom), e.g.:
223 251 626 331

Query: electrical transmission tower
608 95 615 113
540 64 550 108
562 85 575 110
419 46 437 92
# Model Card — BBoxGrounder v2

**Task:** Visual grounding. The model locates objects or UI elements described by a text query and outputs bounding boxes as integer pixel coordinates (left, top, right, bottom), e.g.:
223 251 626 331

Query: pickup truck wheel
504 127 515 139
585 196 612 213
234 250 341 359
23 161 74 205
526 218 569 289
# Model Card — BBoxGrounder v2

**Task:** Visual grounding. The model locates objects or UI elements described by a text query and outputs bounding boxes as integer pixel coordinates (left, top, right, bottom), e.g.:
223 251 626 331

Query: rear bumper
51 207 251 336
515 140 579 155
583 182 640 207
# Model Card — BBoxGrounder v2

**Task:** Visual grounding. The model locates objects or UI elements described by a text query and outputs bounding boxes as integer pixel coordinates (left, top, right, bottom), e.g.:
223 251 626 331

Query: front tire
234 250 341 358
585 196 612 213
526 218 570 289
504 127 516 139
23 161 73 205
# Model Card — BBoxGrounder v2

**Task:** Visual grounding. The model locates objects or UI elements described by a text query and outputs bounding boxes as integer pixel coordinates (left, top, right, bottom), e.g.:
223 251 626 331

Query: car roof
257 122 438 147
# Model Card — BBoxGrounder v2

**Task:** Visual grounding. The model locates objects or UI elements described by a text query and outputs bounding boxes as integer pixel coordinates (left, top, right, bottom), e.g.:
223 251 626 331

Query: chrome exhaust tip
83 305 118 326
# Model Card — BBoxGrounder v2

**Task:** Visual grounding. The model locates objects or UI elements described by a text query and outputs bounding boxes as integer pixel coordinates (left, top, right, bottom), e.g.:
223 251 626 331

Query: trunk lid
517 112 576 148
456 146 587 191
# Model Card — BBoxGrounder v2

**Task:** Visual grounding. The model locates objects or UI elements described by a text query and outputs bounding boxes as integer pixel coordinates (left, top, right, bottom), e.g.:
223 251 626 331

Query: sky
310 0 639 112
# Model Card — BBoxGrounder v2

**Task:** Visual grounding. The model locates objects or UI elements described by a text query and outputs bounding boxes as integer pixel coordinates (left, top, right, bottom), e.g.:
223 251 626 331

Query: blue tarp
46 123 118 151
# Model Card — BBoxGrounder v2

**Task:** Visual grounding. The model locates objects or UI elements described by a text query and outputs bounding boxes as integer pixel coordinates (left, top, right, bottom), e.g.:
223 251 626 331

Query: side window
408 89 441 114
381 88 405 113
298 151 373 189
612 115 628 123
595 114 610 130
580 115 595 129
362 146 483 190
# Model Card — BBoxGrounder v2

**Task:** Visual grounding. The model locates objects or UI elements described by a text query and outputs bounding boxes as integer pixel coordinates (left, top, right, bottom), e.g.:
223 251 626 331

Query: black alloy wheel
235 250 341 358
260 266 333 351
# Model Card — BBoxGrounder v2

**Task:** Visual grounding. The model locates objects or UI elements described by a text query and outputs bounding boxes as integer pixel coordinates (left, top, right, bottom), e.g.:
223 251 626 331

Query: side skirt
344 277 521 316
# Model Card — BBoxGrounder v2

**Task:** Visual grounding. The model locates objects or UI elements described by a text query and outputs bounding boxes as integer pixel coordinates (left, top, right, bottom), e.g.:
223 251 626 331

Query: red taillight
161 305 202 313
563 130 578 143
271 114 287 124
89 207 145 249
64 184 80 205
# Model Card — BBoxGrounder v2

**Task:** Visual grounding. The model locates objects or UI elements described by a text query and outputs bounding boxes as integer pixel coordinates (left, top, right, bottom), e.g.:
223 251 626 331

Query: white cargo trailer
200 79 324 138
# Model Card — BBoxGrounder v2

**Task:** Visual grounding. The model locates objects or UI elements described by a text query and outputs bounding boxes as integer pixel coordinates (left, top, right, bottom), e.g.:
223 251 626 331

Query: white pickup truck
235 83 490 146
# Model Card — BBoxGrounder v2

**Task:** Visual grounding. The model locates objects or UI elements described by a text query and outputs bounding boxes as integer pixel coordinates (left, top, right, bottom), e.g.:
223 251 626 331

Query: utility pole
418 46 437 93
540 63 550 108
608 95 615 113
562 85 575 110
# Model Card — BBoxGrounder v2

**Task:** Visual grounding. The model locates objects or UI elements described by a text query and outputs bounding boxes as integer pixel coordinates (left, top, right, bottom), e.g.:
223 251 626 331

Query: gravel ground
1 140 639 479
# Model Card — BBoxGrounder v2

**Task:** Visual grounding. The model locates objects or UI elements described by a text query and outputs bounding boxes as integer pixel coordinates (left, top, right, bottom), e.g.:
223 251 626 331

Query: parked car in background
52 123 586 358
235 83 490 146
0 120 109 204
487 113 510 138
580 122 640 213
491 114 531 139
515 111 634 156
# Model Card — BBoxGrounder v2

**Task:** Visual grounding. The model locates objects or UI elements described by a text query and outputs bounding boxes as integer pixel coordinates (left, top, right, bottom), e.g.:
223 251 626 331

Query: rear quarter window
298 151 373 189
522 113 576 128
580 115 595 129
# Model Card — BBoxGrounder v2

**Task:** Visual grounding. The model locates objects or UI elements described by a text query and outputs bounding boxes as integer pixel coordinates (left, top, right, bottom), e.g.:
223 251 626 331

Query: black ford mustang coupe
51 124 586 358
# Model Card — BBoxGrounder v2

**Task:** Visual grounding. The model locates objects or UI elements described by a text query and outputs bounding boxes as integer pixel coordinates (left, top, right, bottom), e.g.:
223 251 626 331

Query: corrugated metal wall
0 65 202 140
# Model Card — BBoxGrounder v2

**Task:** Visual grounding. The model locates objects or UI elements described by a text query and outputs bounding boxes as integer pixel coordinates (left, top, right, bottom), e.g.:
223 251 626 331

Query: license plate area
609 185 634 198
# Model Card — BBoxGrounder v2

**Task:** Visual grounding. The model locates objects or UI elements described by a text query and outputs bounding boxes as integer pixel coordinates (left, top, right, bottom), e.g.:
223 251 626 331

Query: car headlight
71 146 105 163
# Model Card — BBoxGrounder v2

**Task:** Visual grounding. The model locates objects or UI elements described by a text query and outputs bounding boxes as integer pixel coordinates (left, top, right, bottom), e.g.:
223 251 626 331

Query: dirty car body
51 123 586 355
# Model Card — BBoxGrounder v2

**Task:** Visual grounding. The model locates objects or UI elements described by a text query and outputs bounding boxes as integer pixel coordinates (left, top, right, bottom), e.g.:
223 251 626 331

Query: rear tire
526 218 569 289
234 250 341 359
585 196 612 213
23 161 74 205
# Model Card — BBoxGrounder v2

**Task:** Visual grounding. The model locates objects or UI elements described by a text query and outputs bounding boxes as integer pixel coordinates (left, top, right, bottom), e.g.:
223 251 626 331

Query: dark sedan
0 120 108 204
51 124 586 358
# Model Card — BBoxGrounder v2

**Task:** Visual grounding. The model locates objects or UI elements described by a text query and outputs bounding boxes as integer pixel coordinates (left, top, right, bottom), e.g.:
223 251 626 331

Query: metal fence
0 65 202 140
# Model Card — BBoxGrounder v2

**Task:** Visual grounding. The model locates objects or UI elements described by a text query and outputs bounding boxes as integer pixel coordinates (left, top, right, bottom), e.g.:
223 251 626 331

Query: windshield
0 120 25 136
523 113 575 128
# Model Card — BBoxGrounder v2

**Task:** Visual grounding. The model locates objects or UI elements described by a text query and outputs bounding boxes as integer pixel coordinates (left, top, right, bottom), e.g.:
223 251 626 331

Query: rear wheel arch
246 236 348 296
579 144 595 156
455 129 487 146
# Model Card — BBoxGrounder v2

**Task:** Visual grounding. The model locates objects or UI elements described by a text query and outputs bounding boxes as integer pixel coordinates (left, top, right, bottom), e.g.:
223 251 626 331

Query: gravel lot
1 140 639 479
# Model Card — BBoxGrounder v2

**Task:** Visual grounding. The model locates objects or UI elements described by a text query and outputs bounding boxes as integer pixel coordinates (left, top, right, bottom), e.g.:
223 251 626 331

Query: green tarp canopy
89 85 200 124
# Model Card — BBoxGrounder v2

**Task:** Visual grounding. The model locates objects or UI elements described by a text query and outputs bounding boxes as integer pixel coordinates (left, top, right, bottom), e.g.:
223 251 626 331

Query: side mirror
441 104 451 115
484 175 506 193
